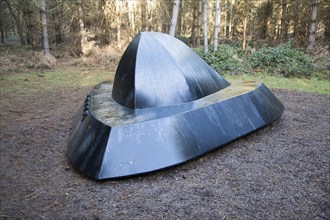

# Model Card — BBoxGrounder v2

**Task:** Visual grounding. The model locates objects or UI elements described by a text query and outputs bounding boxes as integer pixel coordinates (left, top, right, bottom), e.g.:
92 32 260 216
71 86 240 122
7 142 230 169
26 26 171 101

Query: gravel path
0 86 329 219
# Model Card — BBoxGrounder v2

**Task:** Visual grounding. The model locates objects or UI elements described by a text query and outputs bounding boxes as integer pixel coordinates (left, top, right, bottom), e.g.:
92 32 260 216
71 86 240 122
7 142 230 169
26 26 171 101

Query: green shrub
195 44 251 75
312 56 330 80
195 41 315 78
248 41 313 77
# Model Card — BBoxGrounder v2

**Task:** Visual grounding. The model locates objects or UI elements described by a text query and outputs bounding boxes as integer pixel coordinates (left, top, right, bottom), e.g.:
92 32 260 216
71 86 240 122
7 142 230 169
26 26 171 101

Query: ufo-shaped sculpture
67 32 284 180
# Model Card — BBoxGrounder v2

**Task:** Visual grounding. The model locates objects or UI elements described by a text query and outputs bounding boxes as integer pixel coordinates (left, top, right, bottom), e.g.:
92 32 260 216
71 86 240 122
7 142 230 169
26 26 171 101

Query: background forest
0 0 329 78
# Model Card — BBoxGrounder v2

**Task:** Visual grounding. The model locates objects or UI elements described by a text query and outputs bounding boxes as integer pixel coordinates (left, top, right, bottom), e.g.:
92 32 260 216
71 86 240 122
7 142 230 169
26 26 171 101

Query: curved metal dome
112 32 230 109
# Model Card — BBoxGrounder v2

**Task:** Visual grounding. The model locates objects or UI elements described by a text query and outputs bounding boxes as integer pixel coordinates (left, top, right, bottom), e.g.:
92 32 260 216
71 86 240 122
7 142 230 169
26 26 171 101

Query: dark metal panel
67 107 111 179
98 116 200 179
67 32 284 180
112 33 141 108
112 32 230 109
67 82 284 180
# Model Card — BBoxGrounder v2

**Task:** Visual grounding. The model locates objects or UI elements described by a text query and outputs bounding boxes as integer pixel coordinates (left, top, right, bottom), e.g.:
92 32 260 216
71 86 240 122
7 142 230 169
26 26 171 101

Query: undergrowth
248 42 313 77
195 41 326 78
195 44 250 75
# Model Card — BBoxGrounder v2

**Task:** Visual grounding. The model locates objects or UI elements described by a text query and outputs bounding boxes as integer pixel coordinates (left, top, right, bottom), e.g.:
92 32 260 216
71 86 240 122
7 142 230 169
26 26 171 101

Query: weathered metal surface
67 32 284 180
113 32 230 109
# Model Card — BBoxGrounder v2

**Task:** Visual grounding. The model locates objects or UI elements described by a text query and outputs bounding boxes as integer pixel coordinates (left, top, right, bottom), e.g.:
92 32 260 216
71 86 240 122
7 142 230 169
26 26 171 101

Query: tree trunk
307 0 318 51
169 0 180 36
325 18 330 42
40 0 50 54
5 0 26 45
102 0 111 44
141 0 147 31
177 0 182 36
128 2 135 36
242 15 247 49
23 0 32 45
272 7 278 40
259 0 272 40
160 1 170 33
53 0 64 44
223 1 227 37
214 0 220 51
115 0 121 46
191 0 198 47
0 5 4 44
280 0 287 43
203 0 208 54
228 0 234 39
76 0 87 55
292 0 299 41
197 0 202 47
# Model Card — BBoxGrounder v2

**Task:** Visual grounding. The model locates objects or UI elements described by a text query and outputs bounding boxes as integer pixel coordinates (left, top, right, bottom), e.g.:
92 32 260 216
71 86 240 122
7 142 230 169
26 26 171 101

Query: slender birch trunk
40 0 50 54
128 2 135 36
224 0 227 37
214 0 220 51
228 0 234 39
242 15 247 49
169 0 180 36
203 0 208 54
307 0 318 51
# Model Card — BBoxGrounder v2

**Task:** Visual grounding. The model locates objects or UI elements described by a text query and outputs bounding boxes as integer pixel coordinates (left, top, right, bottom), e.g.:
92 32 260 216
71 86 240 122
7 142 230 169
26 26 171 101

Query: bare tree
203 0 208 54
0 1 4 44
292 0 300 42
256 0 272 40
4 0 26 45
115 0 121 46
169 0 180 36
228 0 234 39
160 1 171 33
51 0 64 44
102 0 111 44
197 0 202 46
177 1 183 35
279 0 287 43
242 15 248 49
191 0 198 47
141 0 147 31
224 0 227 37
76 0 87 55
128 2 135 35
40 0 49 54
307 0 318 51
214 0 220 51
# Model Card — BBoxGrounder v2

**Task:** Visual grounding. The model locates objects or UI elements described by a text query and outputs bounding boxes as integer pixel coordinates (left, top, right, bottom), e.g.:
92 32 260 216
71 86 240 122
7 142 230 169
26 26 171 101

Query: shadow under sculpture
67 32 284 180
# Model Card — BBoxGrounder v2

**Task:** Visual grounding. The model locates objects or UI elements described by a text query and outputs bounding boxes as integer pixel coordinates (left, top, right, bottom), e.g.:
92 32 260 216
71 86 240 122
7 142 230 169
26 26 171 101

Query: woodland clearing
0 55 329 218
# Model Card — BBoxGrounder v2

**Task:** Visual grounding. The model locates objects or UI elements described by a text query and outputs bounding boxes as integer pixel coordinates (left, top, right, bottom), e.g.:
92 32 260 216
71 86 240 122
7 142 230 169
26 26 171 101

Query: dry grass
0 50 56 72
65 45 121 70
0 44 122 74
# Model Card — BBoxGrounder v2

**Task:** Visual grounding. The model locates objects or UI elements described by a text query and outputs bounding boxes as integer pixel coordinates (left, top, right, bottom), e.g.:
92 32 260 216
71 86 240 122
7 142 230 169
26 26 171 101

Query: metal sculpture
67 32 284 180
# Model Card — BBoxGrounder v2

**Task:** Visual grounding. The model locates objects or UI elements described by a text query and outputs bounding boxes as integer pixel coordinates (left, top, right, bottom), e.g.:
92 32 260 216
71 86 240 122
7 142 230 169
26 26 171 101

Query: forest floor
0 52 330 219
0 65 330 219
